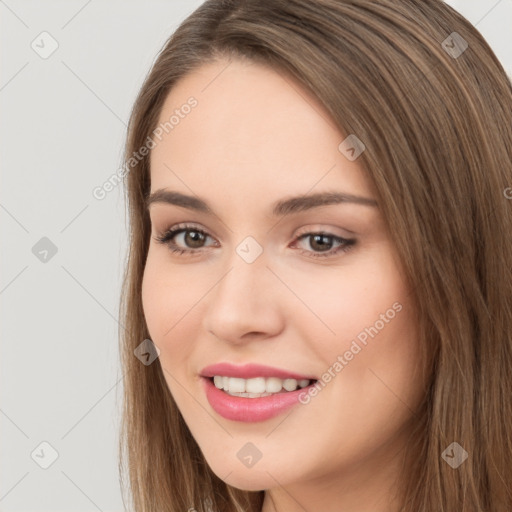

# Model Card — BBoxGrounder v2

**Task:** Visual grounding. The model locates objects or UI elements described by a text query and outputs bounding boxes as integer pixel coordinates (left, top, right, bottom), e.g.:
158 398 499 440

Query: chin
208 462 277 491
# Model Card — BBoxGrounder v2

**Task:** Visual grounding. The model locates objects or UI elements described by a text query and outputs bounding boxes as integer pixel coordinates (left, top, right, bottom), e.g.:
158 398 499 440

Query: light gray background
1 1 510 511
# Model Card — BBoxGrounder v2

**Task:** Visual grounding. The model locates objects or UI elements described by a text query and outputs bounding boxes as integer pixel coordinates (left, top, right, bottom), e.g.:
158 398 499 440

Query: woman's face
142 58 426 506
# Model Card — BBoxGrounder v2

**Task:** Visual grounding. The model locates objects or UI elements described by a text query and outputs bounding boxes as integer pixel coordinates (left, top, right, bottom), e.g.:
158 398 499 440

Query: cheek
141 258 164 338
141 250 194 337
305 251 419 388
319 287 422 427
141 253 203 372
291 250 407 348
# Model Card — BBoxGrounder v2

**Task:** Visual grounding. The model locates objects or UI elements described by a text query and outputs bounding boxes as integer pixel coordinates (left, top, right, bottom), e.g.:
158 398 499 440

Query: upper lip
200 362 317 381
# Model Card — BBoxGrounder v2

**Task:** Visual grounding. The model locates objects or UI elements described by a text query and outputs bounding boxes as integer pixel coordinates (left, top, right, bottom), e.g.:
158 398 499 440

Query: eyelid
293 224 355 239
154 221 357 260
155 221 353 241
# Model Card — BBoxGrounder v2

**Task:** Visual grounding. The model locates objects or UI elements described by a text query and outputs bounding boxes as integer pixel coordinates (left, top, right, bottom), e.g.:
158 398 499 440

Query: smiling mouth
206 376 318 397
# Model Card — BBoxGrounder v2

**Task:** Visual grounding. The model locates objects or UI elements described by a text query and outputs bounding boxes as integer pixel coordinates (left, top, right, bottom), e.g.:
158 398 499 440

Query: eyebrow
145 189 378 216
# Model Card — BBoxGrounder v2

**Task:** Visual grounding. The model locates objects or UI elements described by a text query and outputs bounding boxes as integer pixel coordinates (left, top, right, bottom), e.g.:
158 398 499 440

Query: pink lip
200 362 317 381
201 376 318 422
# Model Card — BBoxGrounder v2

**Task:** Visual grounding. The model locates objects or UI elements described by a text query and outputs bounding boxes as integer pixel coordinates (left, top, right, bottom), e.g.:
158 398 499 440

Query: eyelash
153 223 357 259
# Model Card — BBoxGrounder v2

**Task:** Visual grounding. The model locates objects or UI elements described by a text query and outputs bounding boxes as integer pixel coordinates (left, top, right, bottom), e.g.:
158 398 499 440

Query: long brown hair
118 1 512 510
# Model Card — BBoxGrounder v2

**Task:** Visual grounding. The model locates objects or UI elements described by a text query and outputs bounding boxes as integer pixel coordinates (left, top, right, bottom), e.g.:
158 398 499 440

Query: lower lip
201 376 317 422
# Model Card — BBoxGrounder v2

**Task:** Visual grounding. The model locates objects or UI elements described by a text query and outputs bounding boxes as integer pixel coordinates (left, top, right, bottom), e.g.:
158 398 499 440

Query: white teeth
266 377 283 393
245 377 266 393
283 378 299 391
212 375 313 394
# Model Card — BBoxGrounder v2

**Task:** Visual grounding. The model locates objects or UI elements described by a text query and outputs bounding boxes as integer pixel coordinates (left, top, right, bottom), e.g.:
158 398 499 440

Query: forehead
149 58 376 213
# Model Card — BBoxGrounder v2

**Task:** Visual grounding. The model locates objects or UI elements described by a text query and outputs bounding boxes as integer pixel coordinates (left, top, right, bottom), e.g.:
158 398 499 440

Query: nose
202 250 284 345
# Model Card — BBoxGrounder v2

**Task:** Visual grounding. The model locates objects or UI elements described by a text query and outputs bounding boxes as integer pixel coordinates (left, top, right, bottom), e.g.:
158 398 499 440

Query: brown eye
181 230 207 249
154 224 356 260
291 232 357 259
154 224 216 255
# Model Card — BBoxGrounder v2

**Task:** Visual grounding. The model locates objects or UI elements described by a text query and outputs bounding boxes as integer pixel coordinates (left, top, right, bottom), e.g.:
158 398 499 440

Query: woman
118 1 512 510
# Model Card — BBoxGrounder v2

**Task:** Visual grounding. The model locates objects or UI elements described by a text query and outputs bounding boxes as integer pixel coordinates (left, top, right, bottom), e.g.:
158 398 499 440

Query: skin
142 58 427 512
